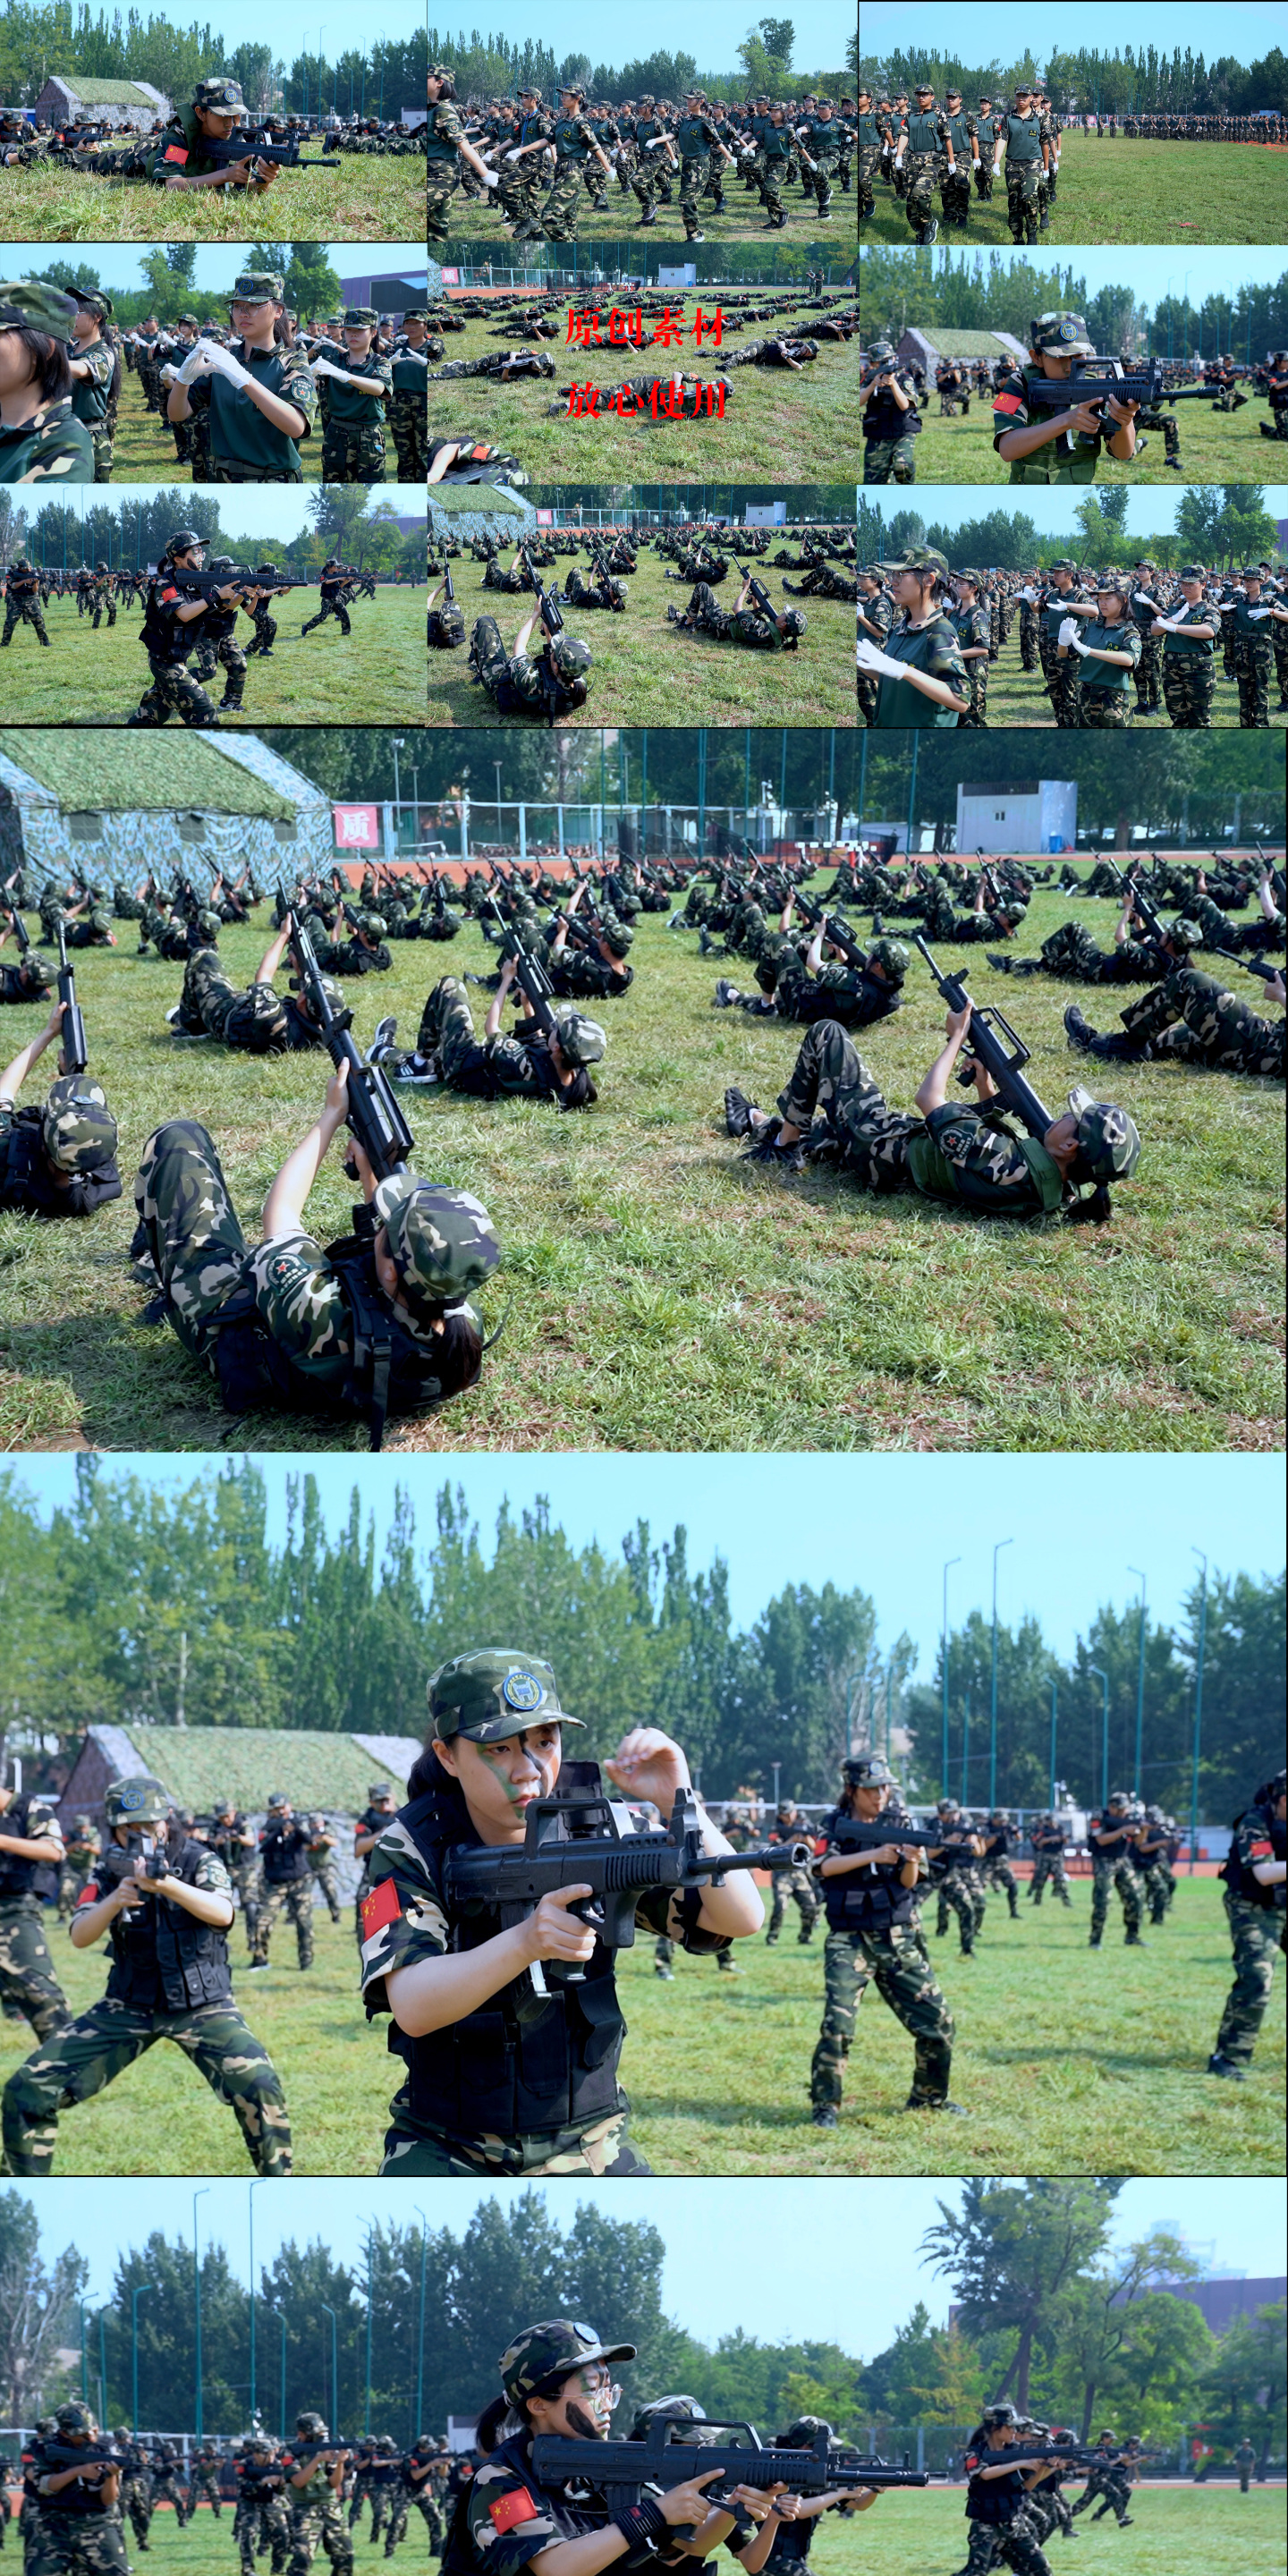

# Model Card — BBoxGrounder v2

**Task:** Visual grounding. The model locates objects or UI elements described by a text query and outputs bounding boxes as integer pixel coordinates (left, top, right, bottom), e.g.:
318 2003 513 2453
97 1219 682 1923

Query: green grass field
1 1878 1279 2175
428 549 854 727
0 880 1281 1455
438 166 851 247
919 624 1288 729
861 130 1288 245
0 591 423 725
105 369 343 485
0 157 422 243
866 391 1283 486
429 299 858 479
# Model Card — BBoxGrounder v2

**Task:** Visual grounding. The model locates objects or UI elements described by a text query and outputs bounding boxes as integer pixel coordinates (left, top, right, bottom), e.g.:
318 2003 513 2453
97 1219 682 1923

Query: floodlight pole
941 1557 961 1798
1127 1567 1147 1798
1089 1668 1110 1813
989 1538 1013 1809
1189 1551 1208 1872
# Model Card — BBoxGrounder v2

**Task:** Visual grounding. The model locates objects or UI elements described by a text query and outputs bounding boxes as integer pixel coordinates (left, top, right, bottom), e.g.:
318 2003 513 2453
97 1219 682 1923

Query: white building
955 778 1078 855
32 74 169 131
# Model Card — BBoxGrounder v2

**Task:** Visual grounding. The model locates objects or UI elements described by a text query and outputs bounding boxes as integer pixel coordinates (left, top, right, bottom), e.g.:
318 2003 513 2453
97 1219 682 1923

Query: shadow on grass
0 1309 364 1453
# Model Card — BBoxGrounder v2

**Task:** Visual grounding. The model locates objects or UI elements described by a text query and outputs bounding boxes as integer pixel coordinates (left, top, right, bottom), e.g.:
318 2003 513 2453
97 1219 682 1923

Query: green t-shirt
0 397 95 484
1228 598 1276 653
193 340 318 475
1075 618 1140 692
1044 586 1089 640
320 350 391 426
66 336 113 424
1161 602 1216 659
874 614 968 727
425 98 463 163
1001 110 1042 162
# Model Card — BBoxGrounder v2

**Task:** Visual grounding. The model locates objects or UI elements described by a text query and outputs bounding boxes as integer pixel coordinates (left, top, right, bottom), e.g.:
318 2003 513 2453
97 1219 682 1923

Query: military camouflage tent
0 731 333 886
32 74 171 130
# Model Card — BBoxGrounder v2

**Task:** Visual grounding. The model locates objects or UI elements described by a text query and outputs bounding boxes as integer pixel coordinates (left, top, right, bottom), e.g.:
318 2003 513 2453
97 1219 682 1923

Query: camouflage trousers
233 1858 264 1946
251 1878 315 1969
0 1896 73 2043
1029 1851 1072 1903
1233 641 1273 726
383 2487 444 2556
0 598 50 646
679 155 714 234
1040 636 1081 724
862 434 917 483
538 158 588 241
310 1860 343 1922
981 1857 1021 1912
90 597 115 627
935 1864 985 1951
352 2487 393 2541
57 1862 91 1918
775 1021 920 1189
1005 158 1041 241
133 652 219 728
959 659 988 725
187 2471 220 2517
1117 969 1284 1075
1214 1889 1284 2069
26 2514 130 2576
1135 1860 1172 1922
1027 2485 1073 2541
132 1118 250 1366
767 1864 818 1941
118 2476 152 2549
902 150 945 231
1089 1852 1143 1939
191 631 247 708
1133 631 1163 709
236 2497 290 2575
805 148 839 215
90 425 114 483
1161 655 1215 726
809 1922 954 2108
287 2491 352 2576
426 178 458 246
1 1994 292 2175
857 143 881 215
320 425 387 482
957 2508 1053 2574
390 398 427 482
1076 684 1131 727
498 163 546 233
1072 2466 1131 2523
378 2097 651 2176
301 596 352 638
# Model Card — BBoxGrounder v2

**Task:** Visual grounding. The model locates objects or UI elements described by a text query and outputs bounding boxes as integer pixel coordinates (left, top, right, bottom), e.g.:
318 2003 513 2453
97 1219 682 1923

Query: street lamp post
1189 1550 1208 1872
321 2306 339 2439
1127 1567 1148 1797
1089 1668 1110 1813
989 1538 1013 1809
193 2189 209 2438
97 2307 111 2428
364 2242 373 2436
250 2175 269 2424
391 736 404 840
961 1690 970 1807
265 2305 287 2440
1049 1678 1058 1813
131 2284 149 2431
414 2210 428 2437
941 1557 961 1798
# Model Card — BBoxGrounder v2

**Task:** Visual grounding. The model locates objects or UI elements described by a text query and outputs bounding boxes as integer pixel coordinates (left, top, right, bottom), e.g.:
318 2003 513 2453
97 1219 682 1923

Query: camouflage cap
428 1650 584 1745
176 313 199 327
192 75 245 110
781 608 808 639
42 1076 117 1175
195 907 223 941
552 1006 606 1067
74 288 114 319
295 2412 328 2440
630 2396 708 2438
1049 559 1078 574
599 917 632 958
868 936 910 981
55 2403 95 2435
356 910 386 937
401 306 428 323
548 633 592 683
843 1753 894 1786
1030 311 1096 356
24 952 55 986
368 1782 395 1800
371 1172 501 1306
1169 917 1202 949
499 2318 636 2405
232 273 284 304
1066 1089 1142 1180
1179 564 1206 580
0 277 80 335
877 547 949 579
104 1775 169 1828
343 306 379 329
267 1791 289 1810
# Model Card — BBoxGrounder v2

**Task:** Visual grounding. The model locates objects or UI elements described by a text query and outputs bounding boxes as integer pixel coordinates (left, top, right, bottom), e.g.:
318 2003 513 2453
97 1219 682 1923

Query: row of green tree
5 494 422 579
857 45 1288 117
1 1460 1280 1818
0 11 425 115
856 487 1282 574
860 248 1288 361
37 243 346 328
2 2183 1281 2468
424 21 854 106
851 732 1284 849
257 726 863 819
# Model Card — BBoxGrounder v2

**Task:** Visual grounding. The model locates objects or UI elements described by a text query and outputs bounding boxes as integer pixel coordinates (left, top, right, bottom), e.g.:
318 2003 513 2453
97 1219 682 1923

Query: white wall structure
956 778 1079 854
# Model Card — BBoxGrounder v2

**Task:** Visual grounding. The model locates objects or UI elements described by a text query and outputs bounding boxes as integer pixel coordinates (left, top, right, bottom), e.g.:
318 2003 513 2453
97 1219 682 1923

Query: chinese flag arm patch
360 1877 402 1939
1248 1839 1274 1858
488 2491 538 2535
75 1880 100 1906
993 392 1023 415
162 142 189 163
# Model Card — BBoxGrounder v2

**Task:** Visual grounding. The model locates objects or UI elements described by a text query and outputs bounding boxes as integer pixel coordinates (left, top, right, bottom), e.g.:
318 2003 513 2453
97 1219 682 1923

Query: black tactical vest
1221 1807 1286 1907
0 1792 46 1897
104 1836 233 2013
819 1802 917 1934
211 1224 453 1451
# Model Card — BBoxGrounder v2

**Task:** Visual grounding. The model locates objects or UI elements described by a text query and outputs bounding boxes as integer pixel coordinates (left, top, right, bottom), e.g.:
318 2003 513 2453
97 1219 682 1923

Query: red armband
360 1878 401 1938
993 393 1023 416
487 2491 538 2534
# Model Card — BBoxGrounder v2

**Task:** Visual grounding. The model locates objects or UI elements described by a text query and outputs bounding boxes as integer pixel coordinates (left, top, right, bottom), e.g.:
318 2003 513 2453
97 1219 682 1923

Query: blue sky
862 485 1288 537
28 488 422 538
17 2177 1285 2352
10 1454 1279 1672
862 248 1288 310
199 4 422 59
11 245 428 299
861 3 1287 73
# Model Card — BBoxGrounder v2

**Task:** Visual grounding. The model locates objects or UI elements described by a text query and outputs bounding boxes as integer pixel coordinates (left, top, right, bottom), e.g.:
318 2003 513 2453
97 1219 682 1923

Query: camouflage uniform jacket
460 2430 663 2576
0 397 96 483
904 1102 1066 1214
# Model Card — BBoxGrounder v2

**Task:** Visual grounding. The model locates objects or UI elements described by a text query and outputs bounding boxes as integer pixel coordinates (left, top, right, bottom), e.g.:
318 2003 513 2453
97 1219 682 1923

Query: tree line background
847 732 1283 851
857 487 1283 576
31 243 348 329
0 2183 1281 2469
857 44 1288 118
0 8 427 117
422 21 854 108
0 491 422 581
860 250 1288 369
0 1460 1280 1820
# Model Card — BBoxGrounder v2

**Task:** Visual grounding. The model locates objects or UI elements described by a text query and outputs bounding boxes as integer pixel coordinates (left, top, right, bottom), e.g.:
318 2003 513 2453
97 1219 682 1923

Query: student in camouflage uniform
809 1754 959 2125
930 1803 986 1954
1208 1769 1285 2079
383 2440 446 2560
147 2443 190 2524
167 275 316 483
1157 568 1219 726
250 1796 316 1971
1225 572 1288 726
497 89 554 238
1 553 52 648
1 1009 122 1223
1028 1816 1072 1904
666 573 806 652
56 1817 100 1919
424 69 499 247
1086 1793 1146 1947
947 571 991 724
233 2439 289 2576
358 1651 764 2174
1070 2436 1135 2528
0 279 96 484
1 1775 291 2175
304 1816 343 1924
1130 1808 1174 1926
1058 580 1141 726
314 309 392 481
765 1802 818 1945
402 966 607 1111
129 532 222 730
30 2402 127 2576
65 292 116 482
535 87 614 242
0 1782 73 2041
897 82 952 244
389 315 428 481
994 85 1048 245
188 2446 224 2517
111 2433 153 2553
959 2403 1062 2576
674 93 733 241
352 1786 399 1937
979 1813 1021 1917
1066 962 1284 1078
280 2417 352 2576
993 313 1140 486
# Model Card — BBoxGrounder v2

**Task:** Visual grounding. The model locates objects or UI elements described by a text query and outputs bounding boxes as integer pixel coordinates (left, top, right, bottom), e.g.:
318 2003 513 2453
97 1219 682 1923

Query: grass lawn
429 299 858 479
438 169 853 247
865 391 1284 486
106 368 341 484
860 131 1288 246
428 547 855 727
919 626 1288 729
0 880 1281 1455
0 589 424 725
48 2502 859 2575
0 157 422 242
765 2488 1281 2574
2 1878 1278 2176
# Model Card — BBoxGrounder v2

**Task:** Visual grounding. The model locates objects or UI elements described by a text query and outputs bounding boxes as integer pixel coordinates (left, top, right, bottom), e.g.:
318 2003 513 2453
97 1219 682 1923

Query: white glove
894 152 904 169
200 342 253 389
159 363 181 384
991 159 1001 174
971 155 980 168
477 162 500 186
1057 617 1079 648
1019 585 1037 603
504 147 524 162
174 343 216 385
309 357 347 381
1246 605 1272 620
1131 592 1157 610
855 637 906 680
1068 633 1089 657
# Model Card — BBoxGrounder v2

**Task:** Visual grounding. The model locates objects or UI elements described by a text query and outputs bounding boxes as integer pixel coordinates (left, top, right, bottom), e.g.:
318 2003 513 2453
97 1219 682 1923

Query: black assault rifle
531 2422 926 2505
1103 858 1174 953
1021 358 1216 420
486 895 560 1040
913 936 1056 1131
284 911 413 1182
55 922 89 1075
733 556 781 624
1210 945 1284 983
445 1766 810 2004
203 131 342 174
